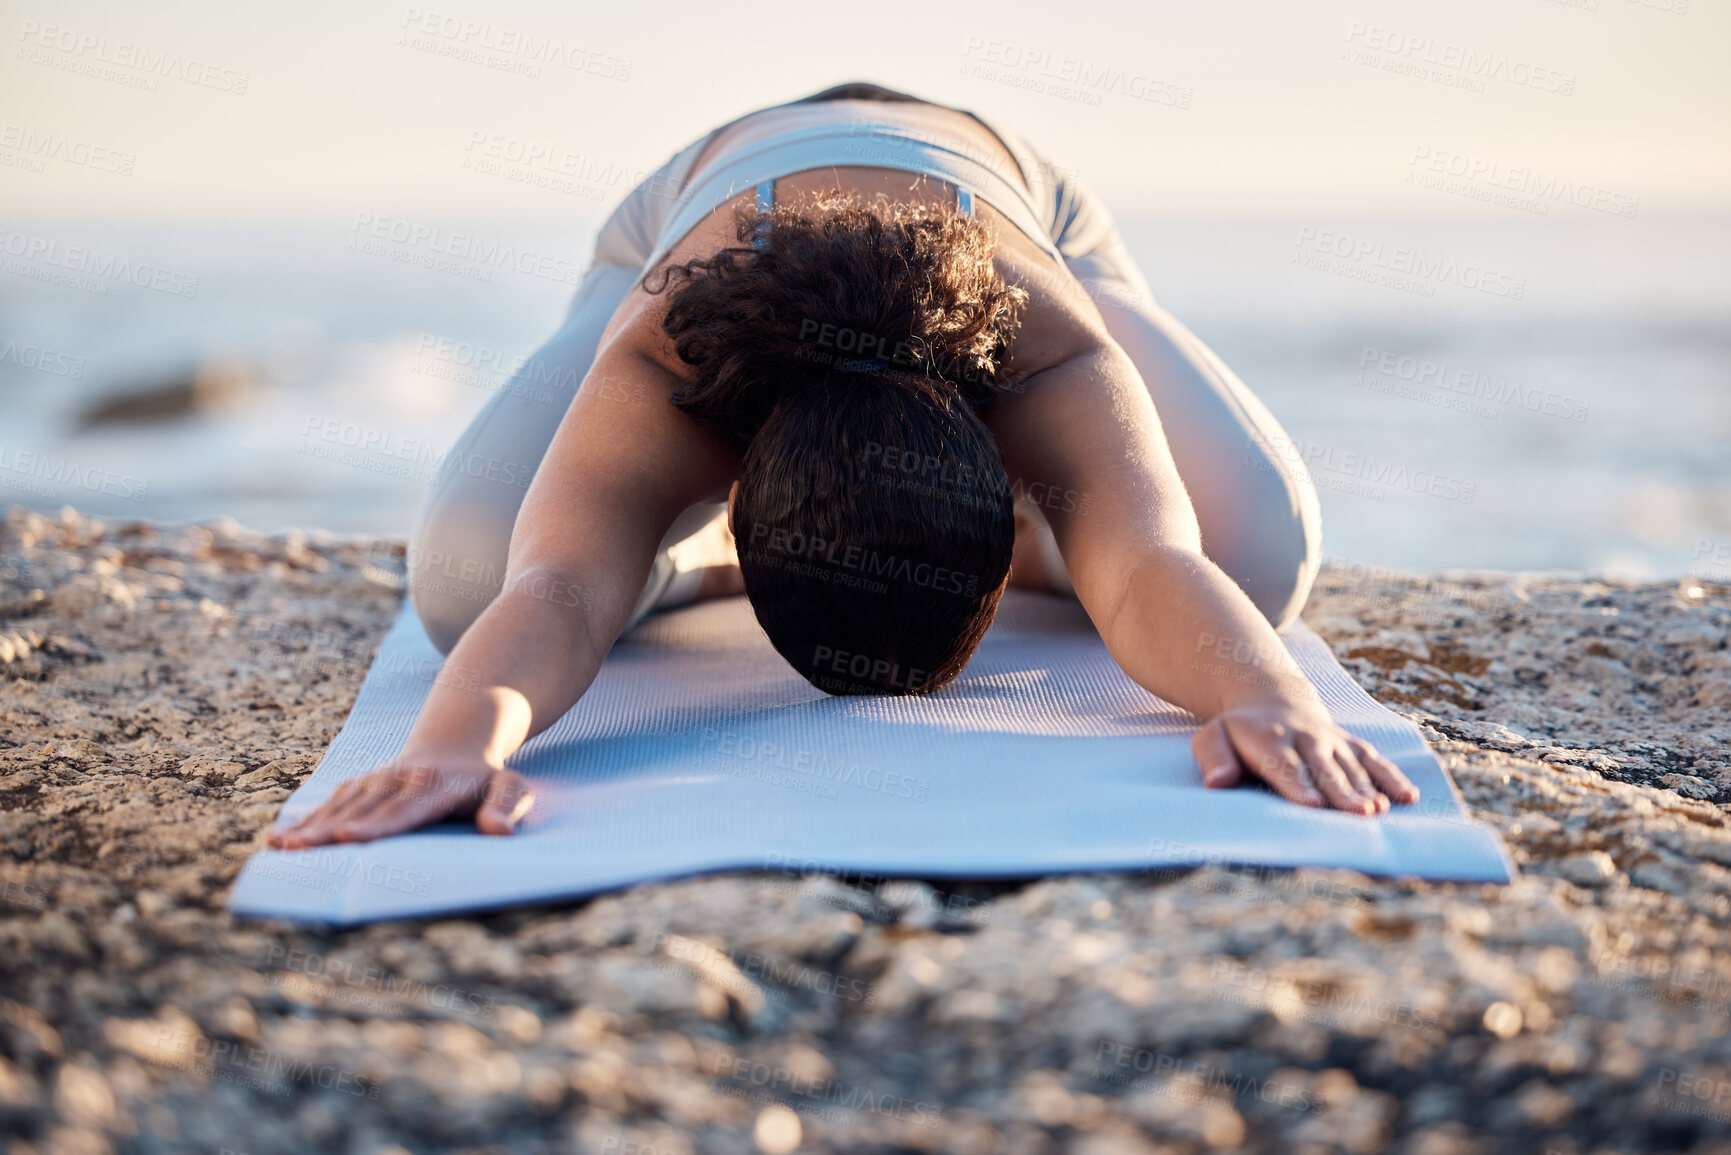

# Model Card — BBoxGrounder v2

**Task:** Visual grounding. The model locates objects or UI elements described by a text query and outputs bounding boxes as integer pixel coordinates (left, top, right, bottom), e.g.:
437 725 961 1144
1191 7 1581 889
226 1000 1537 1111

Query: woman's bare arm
271 336 737 848
990 332 1418 815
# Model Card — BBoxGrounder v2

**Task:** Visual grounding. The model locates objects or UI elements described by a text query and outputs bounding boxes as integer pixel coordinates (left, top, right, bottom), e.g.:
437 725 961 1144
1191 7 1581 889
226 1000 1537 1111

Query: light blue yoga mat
229 591 1514 925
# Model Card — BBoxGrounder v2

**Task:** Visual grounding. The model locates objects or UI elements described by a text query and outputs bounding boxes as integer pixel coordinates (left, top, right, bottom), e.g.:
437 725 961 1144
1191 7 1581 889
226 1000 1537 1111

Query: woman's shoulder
604 189 1108 404
989 229 1117 382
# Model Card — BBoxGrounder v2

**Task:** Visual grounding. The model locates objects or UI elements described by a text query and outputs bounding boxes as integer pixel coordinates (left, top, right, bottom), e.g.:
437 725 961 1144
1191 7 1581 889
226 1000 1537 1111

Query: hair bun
647 191 1027 450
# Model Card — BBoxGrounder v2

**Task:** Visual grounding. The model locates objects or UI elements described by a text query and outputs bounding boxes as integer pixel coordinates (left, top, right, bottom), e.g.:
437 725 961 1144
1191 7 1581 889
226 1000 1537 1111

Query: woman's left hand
1191 697 1419 815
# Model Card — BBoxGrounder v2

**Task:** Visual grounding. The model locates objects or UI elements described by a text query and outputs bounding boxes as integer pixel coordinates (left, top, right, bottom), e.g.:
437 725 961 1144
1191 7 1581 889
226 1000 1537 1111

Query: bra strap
752 179 775 250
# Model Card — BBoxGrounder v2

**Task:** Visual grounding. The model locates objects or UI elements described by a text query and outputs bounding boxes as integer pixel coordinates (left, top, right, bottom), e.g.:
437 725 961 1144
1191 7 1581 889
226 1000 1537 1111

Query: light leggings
407 103 1322 656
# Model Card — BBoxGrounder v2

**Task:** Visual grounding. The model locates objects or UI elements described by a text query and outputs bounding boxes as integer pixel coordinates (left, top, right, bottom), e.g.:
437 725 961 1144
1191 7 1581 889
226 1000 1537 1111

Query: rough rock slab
2 503 1730 1155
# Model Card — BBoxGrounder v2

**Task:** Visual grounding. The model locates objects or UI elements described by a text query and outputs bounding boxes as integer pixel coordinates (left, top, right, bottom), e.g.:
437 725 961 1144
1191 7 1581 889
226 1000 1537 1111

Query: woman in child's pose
271 82 1416 850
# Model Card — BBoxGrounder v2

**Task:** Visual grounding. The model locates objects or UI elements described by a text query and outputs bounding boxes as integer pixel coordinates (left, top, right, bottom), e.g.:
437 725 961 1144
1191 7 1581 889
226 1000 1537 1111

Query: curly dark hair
644 191 1028 695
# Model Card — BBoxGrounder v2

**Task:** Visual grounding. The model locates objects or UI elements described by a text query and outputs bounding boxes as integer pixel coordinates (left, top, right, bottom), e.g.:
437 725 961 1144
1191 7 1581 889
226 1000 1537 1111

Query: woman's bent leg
1017 202 1320 623
1006 252 1323 626
968 116 1320 626
1070 238 1322 628
407 122 742 654
407 265 638 654
406 267 734 654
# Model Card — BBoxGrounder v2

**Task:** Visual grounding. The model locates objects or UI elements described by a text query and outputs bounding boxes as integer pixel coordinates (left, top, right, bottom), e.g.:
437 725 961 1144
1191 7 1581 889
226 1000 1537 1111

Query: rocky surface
2 502 1730 1155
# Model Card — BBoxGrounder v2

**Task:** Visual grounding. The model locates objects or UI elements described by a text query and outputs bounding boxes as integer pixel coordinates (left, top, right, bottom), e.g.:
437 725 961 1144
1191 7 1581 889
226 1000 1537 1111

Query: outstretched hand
268 757 536 849
1192 699 1419 816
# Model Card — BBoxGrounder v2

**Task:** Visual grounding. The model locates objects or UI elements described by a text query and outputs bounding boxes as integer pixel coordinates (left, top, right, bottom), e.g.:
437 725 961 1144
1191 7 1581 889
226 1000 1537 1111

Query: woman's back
686 97 1028 193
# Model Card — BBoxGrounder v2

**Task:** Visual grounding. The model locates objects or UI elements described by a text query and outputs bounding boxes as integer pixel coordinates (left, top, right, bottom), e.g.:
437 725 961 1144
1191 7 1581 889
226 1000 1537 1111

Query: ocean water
2 215 1727 580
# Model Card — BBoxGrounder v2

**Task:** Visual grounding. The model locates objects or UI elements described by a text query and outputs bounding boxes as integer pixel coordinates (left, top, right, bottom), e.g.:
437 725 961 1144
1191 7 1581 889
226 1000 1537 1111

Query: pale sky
2 0 1727 221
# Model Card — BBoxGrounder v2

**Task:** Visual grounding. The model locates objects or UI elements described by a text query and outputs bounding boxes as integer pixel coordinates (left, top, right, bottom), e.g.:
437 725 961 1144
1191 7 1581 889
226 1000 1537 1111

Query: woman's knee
1249 524 1321 632
407 482 515 655
1076 279 1322 630
1217 455 1321 630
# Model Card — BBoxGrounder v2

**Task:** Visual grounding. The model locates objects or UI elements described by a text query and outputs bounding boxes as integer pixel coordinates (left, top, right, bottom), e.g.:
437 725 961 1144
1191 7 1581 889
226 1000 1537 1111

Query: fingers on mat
273 773 391 847
1293 732 1372 815
275 796 350 847
331 775 407 839
1353 737 1420 804
1193 719 1243 789
1251 742 1325 808
1332 745 1388 814
477 770 535 835
332 797 428 843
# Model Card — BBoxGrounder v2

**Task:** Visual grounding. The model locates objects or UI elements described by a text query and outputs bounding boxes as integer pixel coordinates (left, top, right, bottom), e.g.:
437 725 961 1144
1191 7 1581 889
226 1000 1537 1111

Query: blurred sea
2 214 1727 580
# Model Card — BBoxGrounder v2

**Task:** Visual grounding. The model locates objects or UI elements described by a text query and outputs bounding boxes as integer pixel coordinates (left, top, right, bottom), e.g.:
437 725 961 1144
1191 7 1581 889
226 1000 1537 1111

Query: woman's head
646 191 1028 695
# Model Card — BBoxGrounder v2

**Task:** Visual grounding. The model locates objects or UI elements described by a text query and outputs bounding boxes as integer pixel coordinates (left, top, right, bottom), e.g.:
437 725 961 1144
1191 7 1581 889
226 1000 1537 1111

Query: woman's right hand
267 752 537 850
